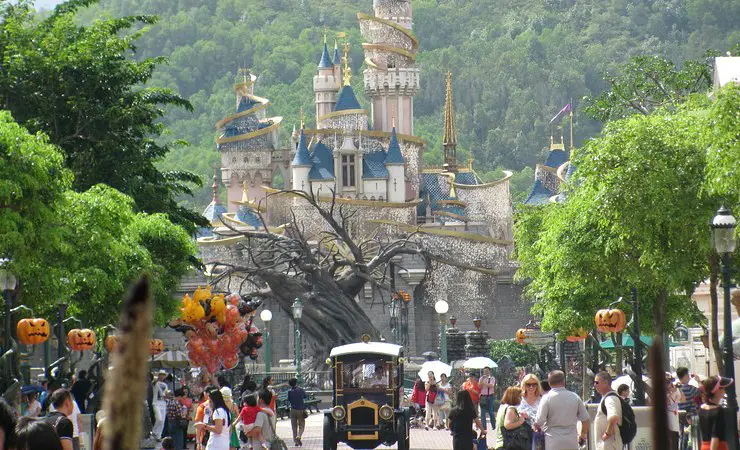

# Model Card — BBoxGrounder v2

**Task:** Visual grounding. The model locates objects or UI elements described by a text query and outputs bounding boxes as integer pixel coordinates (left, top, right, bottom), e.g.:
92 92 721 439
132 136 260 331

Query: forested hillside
75 0 739 207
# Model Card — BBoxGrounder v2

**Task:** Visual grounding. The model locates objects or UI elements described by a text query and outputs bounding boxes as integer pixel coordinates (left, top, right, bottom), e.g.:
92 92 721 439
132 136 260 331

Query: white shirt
153 381 168 403
206 407 230 450
595 392 622 450
49 401 80 437
535 387 590 450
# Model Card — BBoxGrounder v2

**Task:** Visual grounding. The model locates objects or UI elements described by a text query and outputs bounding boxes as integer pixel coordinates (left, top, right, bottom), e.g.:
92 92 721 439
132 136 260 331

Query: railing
246 371 333 391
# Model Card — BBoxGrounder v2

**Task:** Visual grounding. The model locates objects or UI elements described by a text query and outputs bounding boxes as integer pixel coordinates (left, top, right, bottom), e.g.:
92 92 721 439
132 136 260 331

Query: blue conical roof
384 127 405 165
318 43 333 69
292 128 312 166
334 85 362 111
333 44 341 65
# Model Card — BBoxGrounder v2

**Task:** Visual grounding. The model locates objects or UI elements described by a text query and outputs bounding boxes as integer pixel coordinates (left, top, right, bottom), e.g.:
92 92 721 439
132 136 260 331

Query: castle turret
359 0 420 134
443 71 457 171
333 38 342 81
291 127 312 192
314 37 340 123
384 125 406 202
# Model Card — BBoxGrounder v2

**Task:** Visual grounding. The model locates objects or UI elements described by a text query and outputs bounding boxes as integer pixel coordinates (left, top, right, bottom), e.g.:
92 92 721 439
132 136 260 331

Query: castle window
243 156 248 163
370 196 375 201
341 154 356 187
379 196 384 202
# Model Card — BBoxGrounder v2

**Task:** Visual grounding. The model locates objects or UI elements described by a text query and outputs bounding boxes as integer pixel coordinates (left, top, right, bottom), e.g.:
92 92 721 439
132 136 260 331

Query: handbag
434 389 446 405
501 408 533 450
266 412 288 450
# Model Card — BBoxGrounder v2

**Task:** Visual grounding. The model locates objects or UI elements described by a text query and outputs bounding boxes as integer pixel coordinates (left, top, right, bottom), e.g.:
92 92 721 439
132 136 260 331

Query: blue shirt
287 387 307 410
678 383 699 415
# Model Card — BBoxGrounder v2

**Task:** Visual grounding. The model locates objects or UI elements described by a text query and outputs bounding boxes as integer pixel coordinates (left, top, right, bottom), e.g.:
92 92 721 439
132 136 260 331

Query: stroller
409 402 426 428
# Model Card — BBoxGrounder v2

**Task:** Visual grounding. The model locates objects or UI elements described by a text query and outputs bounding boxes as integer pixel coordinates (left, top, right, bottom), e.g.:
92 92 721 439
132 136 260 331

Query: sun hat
220 386 233 400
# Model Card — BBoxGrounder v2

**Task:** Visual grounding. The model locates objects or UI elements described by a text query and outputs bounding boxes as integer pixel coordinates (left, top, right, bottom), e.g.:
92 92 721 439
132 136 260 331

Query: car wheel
396 416 409 450
323 415 337 450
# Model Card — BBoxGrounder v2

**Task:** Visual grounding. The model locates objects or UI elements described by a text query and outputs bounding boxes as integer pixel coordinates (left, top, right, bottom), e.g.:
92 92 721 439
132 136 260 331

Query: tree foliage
0 0 206 233
488 339 539 368
0 111 197 327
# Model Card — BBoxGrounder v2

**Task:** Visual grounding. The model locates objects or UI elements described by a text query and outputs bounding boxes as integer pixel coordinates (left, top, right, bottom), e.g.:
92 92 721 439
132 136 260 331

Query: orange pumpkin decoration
566 328 589 342
594 309 626 333
16 318 50 345
67 329 96 351
515 328 529 344
104 335 120 353
149 339 164 355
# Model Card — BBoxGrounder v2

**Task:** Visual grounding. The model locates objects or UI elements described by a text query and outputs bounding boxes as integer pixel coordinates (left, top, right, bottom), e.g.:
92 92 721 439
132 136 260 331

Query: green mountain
77 0 739 208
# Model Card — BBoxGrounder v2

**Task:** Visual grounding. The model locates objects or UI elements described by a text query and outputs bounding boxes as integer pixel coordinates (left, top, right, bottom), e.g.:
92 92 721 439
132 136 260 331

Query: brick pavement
275 413 456 449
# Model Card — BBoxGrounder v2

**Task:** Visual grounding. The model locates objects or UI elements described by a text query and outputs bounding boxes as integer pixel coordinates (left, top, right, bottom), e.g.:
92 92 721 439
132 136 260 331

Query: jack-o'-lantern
16 318 50 345
566 328 589 342
67 329 96 351
515 328 529 344
149 339 164 355
104 335 120 353
594 309 626 333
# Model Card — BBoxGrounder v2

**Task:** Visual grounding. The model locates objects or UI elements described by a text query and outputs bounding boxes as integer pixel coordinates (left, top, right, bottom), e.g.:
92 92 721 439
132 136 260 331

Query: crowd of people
409 365 737 450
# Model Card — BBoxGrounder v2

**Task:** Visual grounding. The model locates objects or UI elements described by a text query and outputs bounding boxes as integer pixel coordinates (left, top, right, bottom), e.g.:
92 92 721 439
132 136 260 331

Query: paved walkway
275 412 456 449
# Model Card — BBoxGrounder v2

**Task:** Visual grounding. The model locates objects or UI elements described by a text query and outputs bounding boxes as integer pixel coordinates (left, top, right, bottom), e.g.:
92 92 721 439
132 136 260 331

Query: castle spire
333 38 341 66
211 171 220 204
342 42 352 86
443 71 457 170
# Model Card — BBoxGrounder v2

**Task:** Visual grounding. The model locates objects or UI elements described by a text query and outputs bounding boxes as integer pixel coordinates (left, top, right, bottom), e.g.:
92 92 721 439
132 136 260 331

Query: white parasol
418 360 453 380
462 357 498 370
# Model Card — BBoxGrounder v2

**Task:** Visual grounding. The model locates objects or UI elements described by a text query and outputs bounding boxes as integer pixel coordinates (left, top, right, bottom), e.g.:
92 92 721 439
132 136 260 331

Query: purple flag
548 103 572 125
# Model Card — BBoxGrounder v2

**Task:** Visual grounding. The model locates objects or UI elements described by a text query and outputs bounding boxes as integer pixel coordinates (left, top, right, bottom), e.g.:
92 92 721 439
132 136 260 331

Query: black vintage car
323 341 409 450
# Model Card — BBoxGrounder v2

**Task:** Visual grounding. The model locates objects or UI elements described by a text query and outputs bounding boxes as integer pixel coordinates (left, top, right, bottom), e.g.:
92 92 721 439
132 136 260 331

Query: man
676 367 699 450
462 374 481 407
37 375 50 412
151 370 169 441
249 390 277 448
366 365 388 388
44 389 75 450
287 378 307 447
593 371 622 450
535 370 590 450
70 370 92 413
478 367 496 430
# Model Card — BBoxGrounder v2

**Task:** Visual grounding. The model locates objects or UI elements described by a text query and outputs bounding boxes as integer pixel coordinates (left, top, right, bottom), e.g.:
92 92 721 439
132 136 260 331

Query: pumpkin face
67 329 96 351
566 328 589 342
16 318 50 345
594 309 626 333
104 335 120 353
149 339 164 355
515 328 528 344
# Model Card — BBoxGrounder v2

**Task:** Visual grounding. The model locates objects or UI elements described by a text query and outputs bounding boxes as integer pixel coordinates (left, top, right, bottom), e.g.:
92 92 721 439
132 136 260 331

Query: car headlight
379 404 394 421
331 406 346 421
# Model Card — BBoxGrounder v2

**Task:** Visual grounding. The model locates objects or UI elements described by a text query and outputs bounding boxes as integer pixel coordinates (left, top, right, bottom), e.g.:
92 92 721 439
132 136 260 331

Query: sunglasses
525 383 538 387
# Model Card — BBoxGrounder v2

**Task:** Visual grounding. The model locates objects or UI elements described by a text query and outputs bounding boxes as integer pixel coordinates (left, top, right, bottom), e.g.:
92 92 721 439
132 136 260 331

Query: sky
35 0 65 9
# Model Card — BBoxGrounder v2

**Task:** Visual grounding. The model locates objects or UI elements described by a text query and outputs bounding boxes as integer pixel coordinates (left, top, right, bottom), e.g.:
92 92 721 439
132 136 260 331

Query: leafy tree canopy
0 0 206 234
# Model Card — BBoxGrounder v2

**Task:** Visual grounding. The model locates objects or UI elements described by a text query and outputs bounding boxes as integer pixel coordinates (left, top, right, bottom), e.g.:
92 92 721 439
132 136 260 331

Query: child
238 395 265 450
161 436 174 450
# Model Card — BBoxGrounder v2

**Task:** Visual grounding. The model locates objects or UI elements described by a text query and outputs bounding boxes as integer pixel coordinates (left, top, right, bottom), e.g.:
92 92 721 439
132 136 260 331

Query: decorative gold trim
535 164 558 174
215 101 269 129
302 128 426 146
216 117 283 144
361 43 417 61
357 13 419 50
196 226 286 245
423 167 474 174
263 187 422 208
369 219 514 245
317 109 368 123
453 170 513 189
556 161 571 182
364 57 382 70
347 398 379 440
437 200 467 207
433 211 469 222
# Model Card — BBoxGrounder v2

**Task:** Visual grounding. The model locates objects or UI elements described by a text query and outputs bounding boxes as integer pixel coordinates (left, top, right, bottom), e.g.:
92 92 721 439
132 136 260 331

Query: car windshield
341 360 390 389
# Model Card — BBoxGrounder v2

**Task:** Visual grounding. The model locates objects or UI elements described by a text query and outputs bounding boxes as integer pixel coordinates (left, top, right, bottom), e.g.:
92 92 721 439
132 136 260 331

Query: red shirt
463 380 481 404
239 405 261 425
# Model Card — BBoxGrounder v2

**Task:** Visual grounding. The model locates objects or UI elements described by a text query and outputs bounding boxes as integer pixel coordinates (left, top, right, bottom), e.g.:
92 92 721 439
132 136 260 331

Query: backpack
601 392 637 444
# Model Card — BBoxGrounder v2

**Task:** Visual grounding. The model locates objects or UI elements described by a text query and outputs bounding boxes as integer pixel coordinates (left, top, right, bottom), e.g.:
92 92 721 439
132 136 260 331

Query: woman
447 390 485 450
261 377 278 412
167 389 188 450
518 375 543 449
410 377 426 425
22 393 41 418
666 374 685 450
437 373 453 429
193 390 209 450
493 386 529 450
15 417 62 450
424 371 441 430
219 387 240 450
198 388 230 450
698 376 733 450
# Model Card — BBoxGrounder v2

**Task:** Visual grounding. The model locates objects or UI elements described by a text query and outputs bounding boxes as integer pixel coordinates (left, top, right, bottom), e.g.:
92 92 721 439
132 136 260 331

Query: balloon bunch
168 286 263 373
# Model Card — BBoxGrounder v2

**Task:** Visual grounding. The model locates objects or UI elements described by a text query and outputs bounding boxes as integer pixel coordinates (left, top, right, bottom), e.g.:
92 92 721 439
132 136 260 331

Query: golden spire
443 71 457 169
238 67 252 85
342 42 352 86
323 25 328 44
299 106 305 129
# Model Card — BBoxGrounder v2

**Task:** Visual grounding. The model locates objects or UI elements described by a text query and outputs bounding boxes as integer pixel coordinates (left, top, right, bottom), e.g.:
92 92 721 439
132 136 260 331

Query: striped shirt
678 383 699 415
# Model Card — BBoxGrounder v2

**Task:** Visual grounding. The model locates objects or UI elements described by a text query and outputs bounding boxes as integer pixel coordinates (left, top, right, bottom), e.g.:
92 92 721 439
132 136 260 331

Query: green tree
488 339 539 368
0 0 206 234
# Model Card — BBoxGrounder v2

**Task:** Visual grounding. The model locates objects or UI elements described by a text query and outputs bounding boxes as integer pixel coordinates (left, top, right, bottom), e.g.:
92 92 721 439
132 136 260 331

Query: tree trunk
708 253 724 374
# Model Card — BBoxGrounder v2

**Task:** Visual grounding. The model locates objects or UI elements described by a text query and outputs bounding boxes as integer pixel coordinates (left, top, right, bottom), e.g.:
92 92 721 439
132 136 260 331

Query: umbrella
462 357 498 370
418 361 452 380
600 335 679 349
611 373 650 391
151 350 191 369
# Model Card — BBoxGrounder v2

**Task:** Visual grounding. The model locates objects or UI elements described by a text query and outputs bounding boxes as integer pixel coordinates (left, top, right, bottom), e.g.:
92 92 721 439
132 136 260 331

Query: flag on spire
548 103 572 125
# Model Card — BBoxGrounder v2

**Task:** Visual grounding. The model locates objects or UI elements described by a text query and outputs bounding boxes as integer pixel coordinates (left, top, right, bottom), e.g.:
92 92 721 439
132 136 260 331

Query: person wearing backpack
594 372 623 450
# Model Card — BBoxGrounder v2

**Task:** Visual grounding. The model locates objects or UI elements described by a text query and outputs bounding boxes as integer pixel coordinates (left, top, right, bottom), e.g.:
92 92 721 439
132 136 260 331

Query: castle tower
443 71 457 171
313 36 340 124
384 125 406 202
291 126 312 192
216 69 283 210
359 0 420 135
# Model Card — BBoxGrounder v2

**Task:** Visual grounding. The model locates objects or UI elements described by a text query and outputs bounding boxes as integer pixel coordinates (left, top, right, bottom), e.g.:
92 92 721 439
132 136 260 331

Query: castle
196 0 529 365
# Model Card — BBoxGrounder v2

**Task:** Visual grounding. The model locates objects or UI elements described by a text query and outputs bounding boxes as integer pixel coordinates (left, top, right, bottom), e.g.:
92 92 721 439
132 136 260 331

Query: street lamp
260 309 272 377
711 205 737 450
389 298 400 344
435 300 449 363
0 259 18 380
292 298 303 383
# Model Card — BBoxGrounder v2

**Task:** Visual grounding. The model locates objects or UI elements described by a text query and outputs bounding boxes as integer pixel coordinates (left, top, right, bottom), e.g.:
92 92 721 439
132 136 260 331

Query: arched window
370 196 375 201
379 196 384 202
362 196 368 200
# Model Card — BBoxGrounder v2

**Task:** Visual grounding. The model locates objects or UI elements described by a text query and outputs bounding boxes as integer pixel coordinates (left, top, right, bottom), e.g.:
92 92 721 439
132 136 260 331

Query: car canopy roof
329 342 402 358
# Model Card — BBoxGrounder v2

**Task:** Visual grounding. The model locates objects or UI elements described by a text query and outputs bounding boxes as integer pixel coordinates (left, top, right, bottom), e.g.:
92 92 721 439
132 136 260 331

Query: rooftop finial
392 116 396 129
443 71 457 170
342 42 352 86
323 25 328 44
238 67 252 85
211 169 220 204
299 106 305 129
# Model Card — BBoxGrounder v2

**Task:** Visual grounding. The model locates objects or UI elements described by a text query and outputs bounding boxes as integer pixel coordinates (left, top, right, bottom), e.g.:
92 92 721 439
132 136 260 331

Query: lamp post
711 205 738 450
0 259 18 381
435 300 449 363
631 287 645 406
292 298 304 383
260 309 272 377
390 298 400 344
